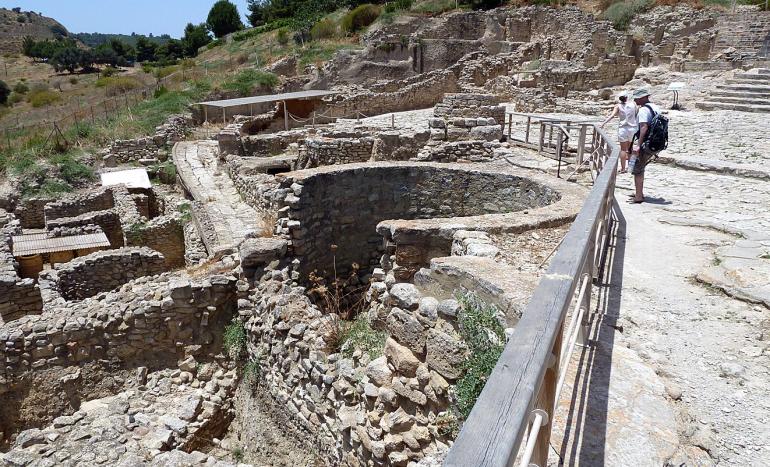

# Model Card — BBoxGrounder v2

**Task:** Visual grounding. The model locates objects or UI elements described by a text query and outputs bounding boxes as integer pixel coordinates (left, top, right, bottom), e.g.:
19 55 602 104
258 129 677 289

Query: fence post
531 325 563 466
577 124 587 165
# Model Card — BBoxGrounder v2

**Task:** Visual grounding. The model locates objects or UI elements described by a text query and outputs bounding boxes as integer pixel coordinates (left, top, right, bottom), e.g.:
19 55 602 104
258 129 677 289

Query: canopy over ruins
100 168 152 189
11 231 111 256
196 90 337 126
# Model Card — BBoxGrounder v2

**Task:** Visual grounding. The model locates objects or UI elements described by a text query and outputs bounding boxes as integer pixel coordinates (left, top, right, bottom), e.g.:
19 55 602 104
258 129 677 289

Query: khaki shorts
632 147 656 175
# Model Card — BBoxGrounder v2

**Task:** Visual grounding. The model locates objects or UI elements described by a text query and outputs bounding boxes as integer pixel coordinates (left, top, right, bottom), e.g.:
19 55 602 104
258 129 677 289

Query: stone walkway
173 141 262 254
552 111 770 466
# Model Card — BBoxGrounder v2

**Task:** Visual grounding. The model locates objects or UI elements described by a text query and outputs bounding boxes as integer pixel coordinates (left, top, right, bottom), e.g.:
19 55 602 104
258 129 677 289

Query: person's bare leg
634 173 644 201
619 142 630 172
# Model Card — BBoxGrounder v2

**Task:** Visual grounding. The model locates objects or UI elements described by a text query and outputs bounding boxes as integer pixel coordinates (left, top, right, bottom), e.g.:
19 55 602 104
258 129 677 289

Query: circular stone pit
274 161 585 281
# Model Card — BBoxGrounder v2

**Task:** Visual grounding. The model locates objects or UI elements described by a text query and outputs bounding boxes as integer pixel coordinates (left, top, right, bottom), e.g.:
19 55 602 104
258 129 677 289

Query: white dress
617 102 638 143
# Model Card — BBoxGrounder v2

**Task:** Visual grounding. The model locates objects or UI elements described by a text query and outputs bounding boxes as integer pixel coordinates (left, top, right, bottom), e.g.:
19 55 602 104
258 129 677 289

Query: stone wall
372 131 431 161
46 209 124 247
238 261 457 466
125 215 186 268
0 270 239 442
0 222 42 322
13 197 53 229
295 136 375 169
330 69 459 117
43 188 114 222
273 162 563 282
0 271 238 383
241 129 308 158
428 93 505 143
225 156 288 214
39 247 167 301
99 114 191 165
415 140 498 163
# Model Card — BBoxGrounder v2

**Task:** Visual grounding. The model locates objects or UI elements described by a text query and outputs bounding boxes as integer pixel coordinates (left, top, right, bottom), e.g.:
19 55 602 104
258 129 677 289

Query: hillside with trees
0 7 80 54
73 32 173 48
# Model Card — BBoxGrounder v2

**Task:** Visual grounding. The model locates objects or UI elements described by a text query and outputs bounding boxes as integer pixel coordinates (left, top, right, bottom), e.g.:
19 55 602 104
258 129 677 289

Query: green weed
224 318 247 359
340 314 386 359
454 292 505 418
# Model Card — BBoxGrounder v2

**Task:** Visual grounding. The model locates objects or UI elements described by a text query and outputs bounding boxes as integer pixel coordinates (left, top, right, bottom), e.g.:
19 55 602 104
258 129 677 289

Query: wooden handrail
445 124 619 467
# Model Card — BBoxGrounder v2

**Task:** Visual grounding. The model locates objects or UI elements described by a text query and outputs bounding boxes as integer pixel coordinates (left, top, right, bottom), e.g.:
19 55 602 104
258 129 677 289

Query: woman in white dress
600 93 637 173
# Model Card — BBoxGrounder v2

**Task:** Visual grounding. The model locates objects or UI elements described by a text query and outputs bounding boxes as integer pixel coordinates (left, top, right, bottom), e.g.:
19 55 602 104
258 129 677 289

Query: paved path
173 140 261 254
552 111 770 465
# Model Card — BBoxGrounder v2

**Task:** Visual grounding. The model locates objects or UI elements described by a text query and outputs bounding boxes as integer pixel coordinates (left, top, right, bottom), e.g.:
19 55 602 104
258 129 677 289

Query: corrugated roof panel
197 90 336 108
11 232 111 256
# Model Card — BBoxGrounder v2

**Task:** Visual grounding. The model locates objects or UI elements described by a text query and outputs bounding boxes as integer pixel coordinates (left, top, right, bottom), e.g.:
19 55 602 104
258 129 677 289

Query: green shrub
178 202 193 223
100 66 118 77
7 92 24 105
396 0 414 9
243 357 261 387
154 85 168 98
38 180 73 196
342 4 382 34
411 0 456 15
50 153 94 184
221 68 278 95
13 81 29 94
0 80 9 105
96 76 143 96
602 0 653 30
454 292 506 418
276 28 290 46
311 18 338 40
340 314 386 359
223 318 247 358
28 89 61 107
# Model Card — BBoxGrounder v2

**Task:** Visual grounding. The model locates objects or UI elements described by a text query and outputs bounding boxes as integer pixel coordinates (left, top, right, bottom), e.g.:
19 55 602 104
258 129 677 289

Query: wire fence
0 59 240 153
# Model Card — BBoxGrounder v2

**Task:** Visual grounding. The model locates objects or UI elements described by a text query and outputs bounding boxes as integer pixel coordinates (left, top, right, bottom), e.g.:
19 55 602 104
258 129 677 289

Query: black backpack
642 103 668 152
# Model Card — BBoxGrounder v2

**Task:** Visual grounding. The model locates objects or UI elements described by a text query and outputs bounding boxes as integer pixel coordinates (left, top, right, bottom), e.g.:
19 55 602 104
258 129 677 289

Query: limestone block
425 328 468 380
386 307 426 354
389 283 421 310
384 338 420 377
239 238 288 268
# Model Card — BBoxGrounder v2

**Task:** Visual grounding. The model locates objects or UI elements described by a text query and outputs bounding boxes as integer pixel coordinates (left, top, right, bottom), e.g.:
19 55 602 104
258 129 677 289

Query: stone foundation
38 247 167 301
272 162 577 282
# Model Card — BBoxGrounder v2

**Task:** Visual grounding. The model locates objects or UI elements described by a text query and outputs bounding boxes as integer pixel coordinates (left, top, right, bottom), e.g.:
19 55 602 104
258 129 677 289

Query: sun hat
632 88 651 99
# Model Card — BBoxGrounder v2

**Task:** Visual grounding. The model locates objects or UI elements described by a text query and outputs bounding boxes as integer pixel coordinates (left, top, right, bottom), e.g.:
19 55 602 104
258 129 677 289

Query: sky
1 0 252 37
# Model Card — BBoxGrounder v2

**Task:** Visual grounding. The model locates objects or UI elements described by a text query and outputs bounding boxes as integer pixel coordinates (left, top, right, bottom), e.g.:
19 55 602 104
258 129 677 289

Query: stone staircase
697 68 770 112
712 11 770 60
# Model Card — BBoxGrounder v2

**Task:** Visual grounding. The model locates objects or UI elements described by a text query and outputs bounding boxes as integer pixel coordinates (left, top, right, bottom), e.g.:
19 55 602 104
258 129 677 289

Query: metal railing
506 112 605 179
445 123 619 467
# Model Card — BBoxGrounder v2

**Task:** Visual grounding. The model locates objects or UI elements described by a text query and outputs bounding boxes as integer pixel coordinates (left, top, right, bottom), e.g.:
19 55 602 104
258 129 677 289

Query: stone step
716 83 770 92
725 78 770 86
696 101 770 113
757 68 770 75
707 95 770 105
710 89 770 99
734 73 770 82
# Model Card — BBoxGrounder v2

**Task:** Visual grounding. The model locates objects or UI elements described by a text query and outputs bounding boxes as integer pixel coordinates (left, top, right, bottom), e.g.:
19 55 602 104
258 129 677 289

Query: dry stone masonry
38 247 167 302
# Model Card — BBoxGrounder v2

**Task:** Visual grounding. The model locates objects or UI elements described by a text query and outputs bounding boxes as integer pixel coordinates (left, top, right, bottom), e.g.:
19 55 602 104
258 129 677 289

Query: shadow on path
557 199 627 466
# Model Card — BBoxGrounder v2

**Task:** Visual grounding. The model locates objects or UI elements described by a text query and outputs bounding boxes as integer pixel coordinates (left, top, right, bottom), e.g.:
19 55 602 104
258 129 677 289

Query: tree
136 36 158 62
156 39 184 62
51 47 84 73
207 0 244 38
182 23 212 57
0 80 10 106
247 0 267 27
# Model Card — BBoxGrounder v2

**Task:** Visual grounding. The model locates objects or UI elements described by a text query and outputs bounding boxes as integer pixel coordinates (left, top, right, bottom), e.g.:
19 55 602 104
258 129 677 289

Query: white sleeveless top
618 102 637 132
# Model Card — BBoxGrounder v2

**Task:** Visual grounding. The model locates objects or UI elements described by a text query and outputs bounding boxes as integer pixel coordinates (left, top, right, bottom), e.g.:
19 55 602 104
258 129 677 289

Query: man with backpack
629 88 668 204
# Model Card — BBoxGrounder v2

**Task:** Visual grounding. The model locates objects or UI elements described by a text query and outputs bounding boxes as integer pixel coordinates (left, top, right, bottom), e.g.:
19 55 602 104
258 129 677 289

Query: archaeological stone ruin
1 2 770 466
